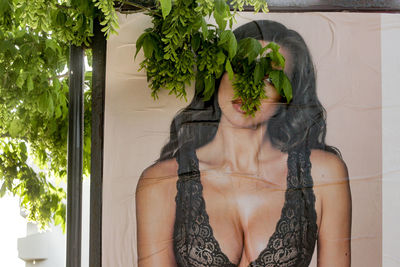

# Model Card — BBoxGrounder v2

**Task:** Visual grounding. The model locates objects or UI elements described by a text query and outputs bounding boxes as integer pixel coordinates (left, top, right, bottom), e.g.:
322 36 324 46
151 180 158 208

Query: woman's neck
197 115 280 173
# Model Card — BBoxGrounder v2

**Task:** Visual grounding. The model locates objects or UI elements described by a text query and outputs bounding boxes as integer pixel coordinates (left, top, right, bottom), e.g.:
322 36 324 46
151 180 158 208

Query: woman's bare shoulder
310 149 349 184
140 159 179 180
136 159 178 264
309 149 349 186
136 159 179 198
311 149 352 265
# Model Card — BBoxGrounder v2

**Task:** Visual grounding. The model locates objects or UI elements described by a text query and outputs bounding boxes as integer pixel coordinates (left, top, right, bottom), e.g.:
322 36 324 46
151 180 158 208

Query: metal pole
89 17 107 267
67 45 84 267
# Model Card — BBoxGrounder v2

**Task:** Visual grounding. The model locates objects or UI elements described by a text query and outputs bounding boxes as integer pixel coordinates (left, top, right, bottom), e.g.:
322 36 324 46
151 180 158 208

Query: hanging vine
136 0 292 116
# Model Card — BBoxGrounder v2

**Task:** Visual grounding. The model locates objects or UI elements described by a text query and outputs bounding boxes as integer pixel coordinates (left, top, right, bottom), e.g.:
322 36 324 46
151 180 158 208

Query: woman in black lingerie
136 20 352 267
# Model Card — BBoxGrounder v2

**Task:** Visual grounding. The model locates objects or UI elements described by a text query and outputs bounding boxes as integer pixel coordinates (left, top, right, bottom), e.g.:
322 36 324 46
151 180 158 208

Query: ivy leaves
137 0 292 116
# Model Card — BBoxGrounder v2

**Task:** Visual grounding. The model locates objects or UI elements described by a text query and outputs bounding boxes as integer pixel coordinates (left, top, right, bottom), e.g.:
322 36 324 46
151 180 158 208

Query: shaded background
103 12 384 266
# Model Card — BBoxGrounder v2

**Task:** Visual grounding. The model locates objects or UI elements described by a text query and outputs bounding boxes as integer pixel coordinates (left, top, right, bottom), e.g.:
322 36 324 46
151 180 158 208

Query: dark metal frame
89 17 107 267
66 17 107 267
66 1 400 267
115 0 400 12
67 45 84 267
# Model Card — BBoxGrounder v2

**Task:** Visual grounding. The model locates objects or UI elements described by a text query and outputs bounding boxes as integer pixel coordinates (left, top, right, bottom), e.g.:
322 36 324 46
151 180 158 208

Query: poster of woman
102 11 389 267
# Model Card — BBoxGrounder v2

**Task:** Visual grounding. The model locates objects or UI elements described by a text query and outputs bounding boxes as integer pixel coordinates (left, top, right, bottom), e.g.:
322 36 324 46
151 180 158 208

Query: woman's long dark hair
158 20 339 162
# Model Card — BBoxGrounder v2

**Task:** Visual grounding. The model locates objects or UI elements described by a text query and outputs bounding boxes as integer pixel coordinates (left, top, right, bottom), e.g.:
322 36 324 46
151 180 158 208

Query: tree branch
55 4 71 10
116 1 159 16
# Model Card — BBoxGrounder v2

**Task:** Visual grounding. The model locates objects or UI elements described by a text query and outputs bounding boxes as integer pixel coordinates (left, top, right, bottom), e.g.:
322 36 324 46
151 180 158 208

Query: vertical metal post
67 45 84 267
89 18 106 267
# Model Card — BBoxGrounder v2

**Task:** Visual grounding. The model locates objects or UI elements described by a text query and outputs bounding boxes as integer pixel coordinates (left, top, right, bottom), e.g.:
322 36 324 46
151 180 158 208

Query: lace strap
289 146 318 264
176 141 199 177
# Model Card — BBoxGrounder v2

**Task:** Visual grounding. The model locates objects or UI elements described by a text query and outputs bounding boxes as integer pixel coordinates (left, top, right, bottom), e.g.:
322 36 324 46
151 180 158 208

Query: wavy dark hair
158 20 339 162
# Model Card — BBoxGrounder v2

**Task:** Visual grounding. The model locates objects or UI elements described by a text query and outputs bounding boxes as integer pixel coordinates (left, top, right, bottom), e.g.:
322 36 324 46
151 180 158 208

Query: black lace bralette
173 146 318 267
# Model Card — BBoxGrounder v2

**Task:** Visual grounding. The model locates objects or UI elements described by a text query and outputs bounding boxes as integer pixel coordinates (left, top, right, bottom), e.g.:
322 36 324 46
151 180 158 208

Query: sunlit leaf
160 0 172 19
135 32 147 59
213 9 227 31
282 74 292 102
225 59 234 80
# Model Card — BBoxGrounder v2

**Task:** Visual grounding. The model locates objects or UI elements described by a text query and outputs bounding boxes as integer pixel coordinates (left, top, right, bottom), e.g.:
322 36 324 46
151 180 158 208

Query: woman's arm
136 160 178 267
311 150 352 267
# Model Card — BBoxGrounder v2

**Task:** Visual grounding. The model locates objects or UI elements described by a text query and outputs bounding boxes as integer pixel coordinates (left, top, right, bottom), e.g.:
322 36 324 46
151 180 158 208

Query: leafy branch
136 0 292 115
0 0 96 229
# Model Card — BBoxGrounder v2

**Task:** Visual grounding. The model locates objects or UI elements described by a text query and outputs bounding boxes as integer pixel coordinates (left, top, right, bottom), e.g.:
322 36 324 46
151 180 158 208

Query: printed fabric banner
102 11 400 267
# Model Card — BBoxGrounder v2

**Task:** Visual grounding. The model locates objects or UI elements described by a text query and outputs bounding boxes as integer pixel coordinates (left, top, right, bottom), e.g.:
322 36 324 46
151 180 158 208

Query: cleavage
200 170 288 265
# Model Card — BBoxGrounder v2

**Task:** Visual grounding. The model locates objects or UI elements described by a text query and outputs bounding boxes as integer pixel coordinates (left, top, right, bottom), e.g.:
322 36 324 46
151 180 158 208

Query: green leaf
19 142 28 162
259 57 270 73
143 36 154 58
54 78 61 91
218 30 237 59
135 32 147 59
227 33 237 59
201 18 208 39
213 0 228 30
269 70 281 93
45 39 58 52
195 72 205 94
0 39 13 53
282 74 293 102
27 76 34 91
38 93 48 114
215 0 226 14
9 120 23 138
203 76 215 101
191 33 201 52
19 142 27 155
266 42 279 52
266 42 285 68
225 59 234 80
218 30 230 46
55 106 62 119
254 63 264 83
213 10 227 31
47 95 54 116
0 0 11 15
54 214 63 226
0 182 6 198
160 0 172 19
247 38 262 63
55 11 67 26
276 52 285 68
16 72 25 88
238 38 261 63
216 50 226 65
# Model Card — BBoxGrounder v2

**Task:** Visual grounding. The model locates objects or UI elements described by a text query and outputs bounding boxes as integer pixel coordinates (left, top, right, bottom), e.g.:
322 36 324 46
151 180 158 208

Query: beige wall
103 12 382 267
381 14 400 267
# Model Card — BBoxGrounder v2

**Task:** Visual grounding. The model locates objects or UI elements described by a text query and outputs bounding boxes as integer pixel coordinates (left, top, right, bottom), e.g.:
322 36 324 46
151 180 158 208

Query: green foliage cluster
231 40 292 114
0 0 289 230
0 0 120 46
0 0 117 229
136 0 292 115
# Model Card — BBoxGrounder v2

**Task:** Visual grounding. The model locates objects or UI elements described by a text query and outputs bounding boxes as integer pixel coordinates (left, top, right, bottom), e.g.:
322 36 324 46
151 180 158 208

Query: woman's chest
200 171 292 265
173 162 320 267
